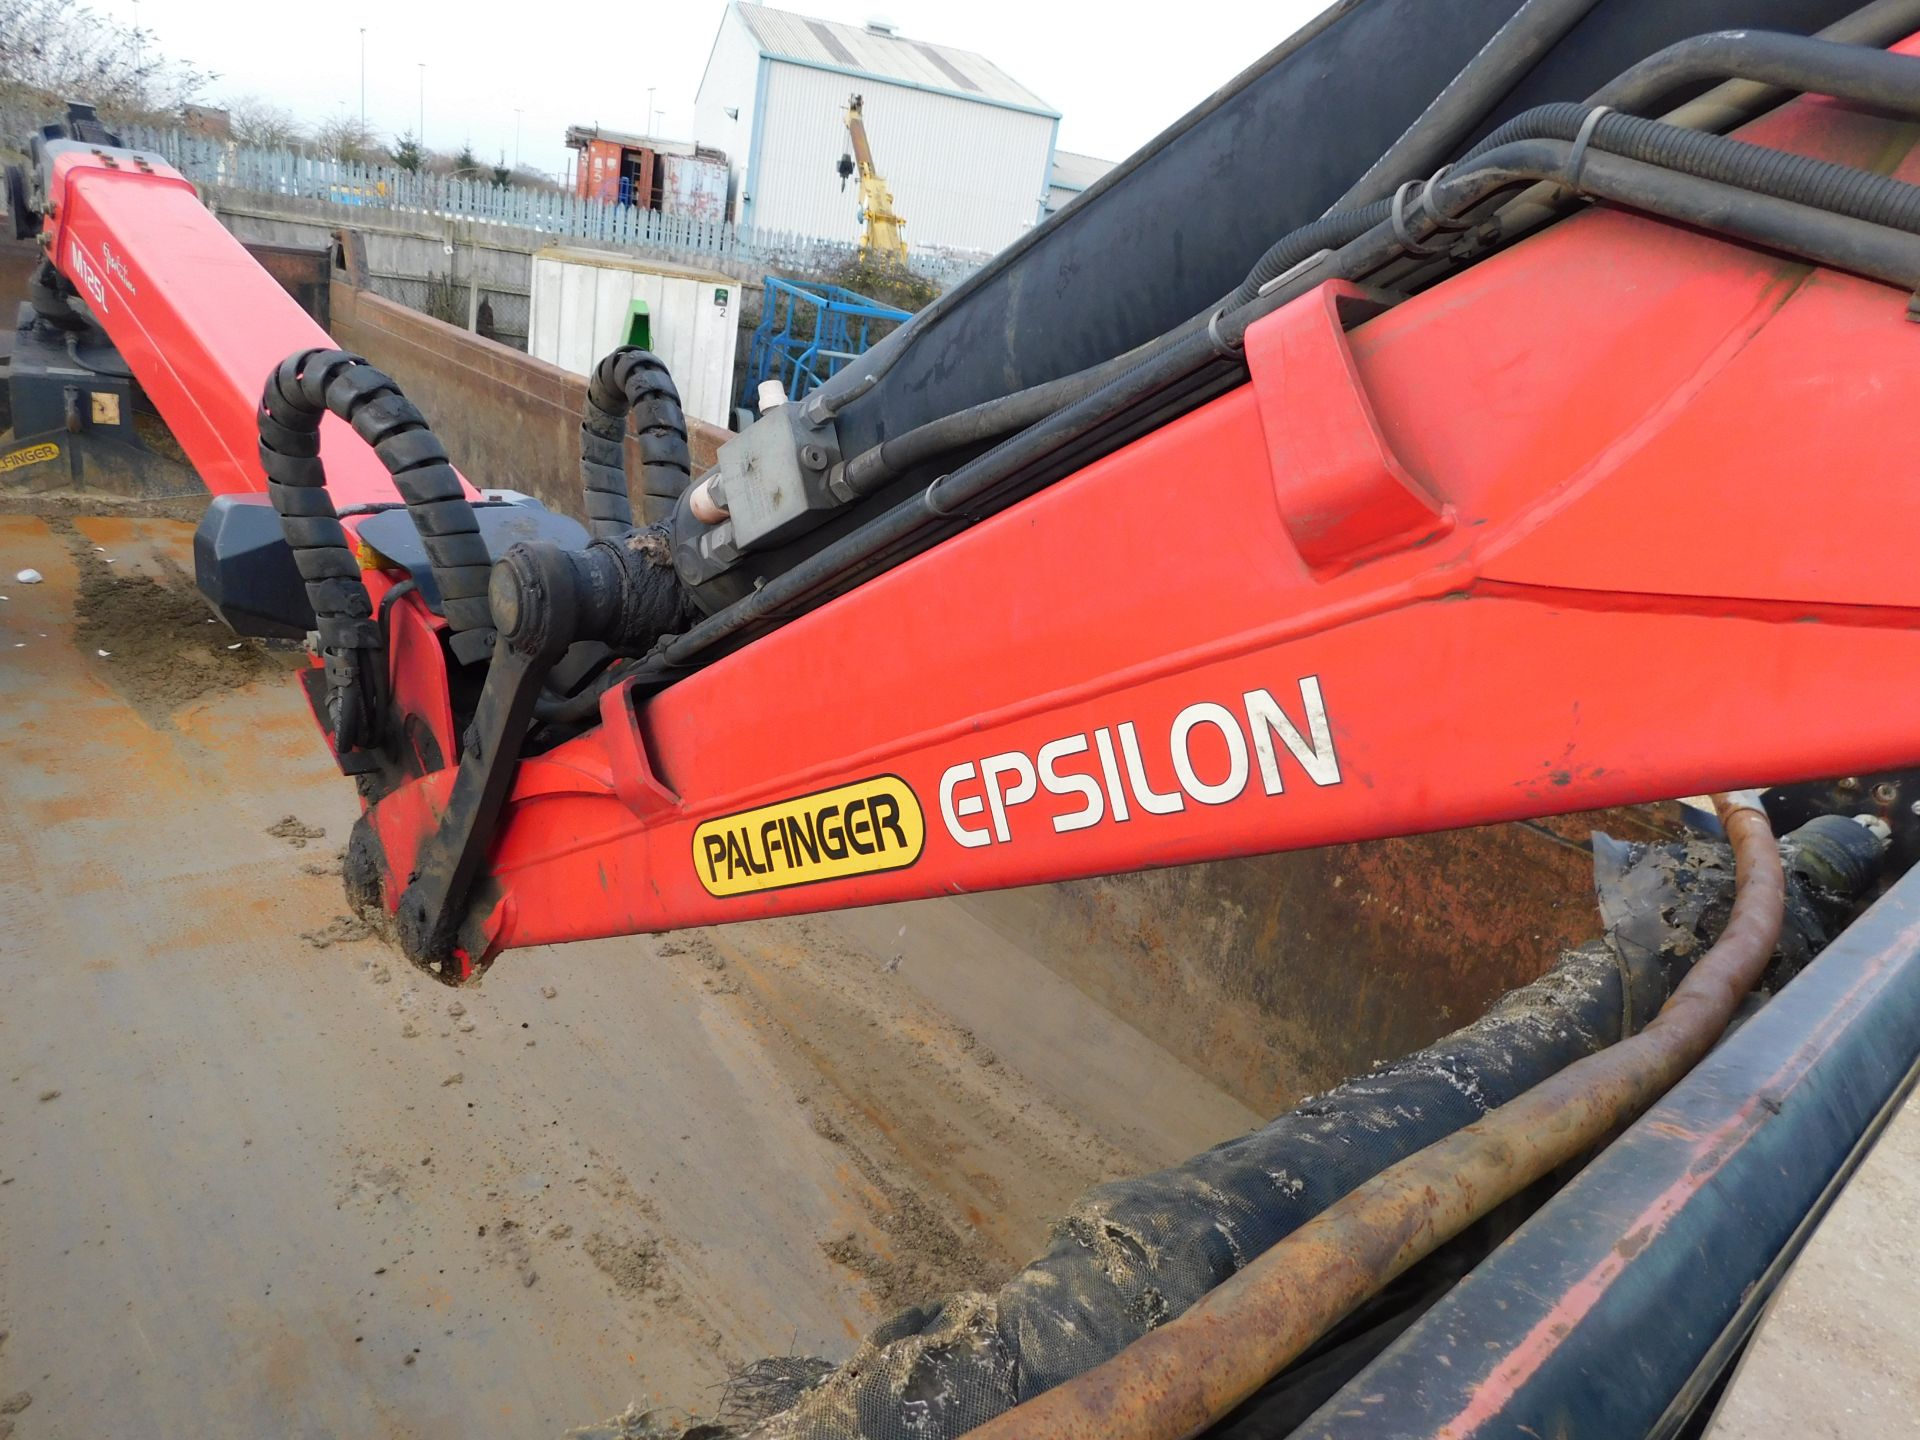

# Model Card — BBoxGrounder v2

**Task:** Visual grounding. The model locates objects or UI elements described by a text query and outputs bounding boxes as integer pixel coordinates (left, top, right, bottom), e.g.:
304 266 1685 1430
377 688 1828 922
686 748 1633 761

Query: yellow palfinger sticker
693 775 925 897
0 442 60 474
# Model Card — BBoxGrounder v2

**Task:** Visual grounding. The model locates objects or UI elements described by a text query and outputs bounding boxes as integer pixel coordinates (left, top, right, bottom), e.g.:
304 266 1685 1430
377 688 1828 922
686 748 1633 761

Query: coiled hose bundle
257 349 495 745
581 346 695 537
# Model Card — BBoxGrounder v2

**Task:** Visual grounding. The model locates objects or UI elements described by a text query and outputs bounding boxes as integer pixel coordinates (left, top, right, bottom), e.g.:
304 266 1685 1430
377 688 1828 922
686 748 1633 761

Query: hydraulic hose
1231 42 1920 313
1658 0 1920 133
1329 0 1606 212
962 792 1785 1440
27 256 87 331
1471 101 1920 227
256 353 384 752
1345 136 1920 288
641 131 1920 679
1595 25 1920 117
581 346 693 538
1236 26 1920 309
836 319 1204 499
259 349 494 650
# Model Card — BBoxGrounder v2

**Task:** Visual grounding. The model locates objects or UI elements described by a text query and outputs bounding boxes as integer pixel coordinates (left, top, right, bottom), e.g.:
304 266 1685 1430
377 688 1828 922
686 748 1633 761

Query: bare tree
227 95 303 149
0 0 211 123
313 113 381 164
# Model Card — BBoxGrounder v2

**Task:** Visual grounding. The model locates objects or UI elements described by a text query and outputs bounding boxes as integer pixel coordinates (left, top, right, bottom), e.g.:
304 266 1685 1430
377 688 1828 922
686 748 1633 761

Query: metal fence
111 125 988 290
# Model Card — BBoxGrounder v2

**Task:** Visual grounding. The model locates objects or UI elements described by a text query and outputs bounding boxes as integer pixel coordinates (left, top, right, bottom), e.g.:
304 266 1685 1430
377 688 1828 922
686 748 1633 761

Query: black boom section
830 0 1872 454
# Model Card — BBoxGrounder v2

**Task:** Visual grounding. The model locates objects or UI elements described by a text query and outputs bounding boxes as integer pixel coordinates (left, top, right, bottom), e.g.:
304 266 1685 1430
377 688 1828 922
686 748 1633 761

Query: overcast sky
92 0 1334 178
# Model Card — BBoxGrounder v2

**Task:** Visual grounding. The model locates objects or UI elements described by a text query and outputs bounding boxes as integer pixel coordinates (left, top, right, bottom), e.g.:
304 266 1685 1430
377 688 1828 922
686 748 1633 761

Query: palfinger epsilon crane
10 1 1920 1435
835 92 908 265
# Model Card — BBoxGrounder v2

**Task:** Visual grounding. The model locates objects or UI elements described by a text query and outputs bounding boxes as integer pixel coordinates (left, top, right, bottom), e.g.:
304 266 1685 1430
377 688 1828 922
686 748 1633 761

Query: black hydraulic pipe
836 321 1203 499
1330 0 1608 212
643 135 1920 678
1596 26 1920 115
1469 102 1920 227
1661 0 1920 132
1345 135 1920 287
1238 39 1920 313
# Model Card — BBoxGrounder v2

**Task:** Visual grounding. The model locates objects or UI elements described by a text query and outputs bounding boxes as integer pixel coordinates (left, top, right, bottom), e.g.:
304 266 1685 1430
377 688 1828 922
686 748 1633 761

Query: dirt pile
64 525 286 717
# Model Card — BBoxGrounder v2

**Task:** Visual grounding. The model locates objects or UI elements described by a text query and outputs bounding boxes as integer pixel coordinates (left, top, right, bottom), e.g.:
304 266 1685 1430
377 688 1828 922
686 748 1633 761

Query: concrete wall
211 194 537 348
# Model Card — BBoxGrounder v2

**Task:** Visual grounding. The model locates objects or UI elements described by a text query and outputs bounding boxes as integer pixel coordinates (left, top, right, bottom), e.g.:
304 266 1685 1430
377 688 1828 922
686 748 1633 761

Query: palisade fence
103 124 989 291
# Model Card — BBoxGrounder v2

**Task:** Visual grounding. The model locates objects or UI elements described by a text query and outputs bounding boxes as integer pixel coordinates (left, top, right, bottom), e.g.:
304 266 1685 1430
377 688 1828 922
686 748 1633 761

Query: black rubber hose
837 323 1200 499
27 256 86 331
1232 42 1920 313
581 347 693 537
1595 26 1920 117
1223 202 1393 311
1329 0 1607 213
643 137 1920 675
1660 0 1920 133
1346 136 1920 289
1463 102 1920 230
259 349 494 643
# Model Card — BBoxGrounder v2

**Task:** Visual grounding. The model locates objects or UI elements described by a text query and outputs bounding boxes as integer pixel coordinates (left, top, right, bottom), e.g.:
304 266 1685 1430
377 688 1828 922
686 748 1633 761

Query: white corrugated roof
734 3 1058 116
1049 150 1114 193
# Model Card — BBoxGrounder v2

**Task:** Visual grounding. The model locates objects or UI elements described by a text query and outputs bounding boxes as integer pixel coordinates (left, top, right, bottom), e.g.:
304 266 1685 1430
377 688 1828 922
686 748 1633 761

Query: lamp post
359 29 367 129
514 108 523 170
417 62 426 147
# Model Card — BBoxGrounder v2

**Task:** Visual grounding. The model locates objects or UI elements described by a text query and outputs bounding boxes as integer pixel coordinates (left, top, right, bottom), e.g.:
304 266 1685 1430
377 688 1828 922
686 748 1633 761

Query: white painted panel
751 64 1053 253
589 267 630 369
528 259 563 365
527 252 741 428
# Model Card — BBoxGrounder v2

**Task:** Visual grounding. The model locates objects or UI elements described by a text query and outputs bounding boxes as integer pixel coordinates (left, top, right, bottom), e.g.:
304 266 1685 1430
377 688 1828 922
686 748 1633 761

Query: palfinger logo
0 442 60 474
694 775 925 897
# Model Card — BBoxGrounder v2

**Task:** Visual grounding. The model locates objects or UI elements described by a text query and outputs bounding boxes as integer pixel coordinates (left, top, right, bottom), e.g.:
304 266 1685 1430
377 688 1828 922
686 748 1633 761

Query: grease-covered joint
1786 812 1890 896
487 524 698 660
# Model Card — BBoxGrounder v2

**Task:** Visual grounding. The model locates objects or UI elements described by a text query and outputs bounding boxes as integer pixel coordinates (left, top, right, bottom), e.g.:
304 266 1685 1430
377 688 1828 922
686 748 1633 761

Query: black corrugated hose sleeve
258 349 493 639
1225 200 1393 310
1459 102 1920 230
257 348 383 752
582 347 694 538
322 360 495 637
1231 88 1920 313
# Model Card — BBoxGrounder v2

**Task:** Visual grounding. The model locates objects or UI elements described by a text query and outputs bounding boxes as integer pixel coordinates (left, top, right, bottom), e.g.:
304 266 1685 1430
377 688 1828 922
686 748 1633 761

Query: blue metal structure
740 276 910 415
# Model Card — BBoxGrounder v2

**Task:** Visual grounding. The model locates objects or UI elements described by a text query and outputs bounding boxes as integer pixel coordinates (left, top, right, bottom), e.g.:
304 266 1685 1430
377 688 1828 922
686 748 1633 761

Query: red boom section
350 85 1920 961
42 148 410 509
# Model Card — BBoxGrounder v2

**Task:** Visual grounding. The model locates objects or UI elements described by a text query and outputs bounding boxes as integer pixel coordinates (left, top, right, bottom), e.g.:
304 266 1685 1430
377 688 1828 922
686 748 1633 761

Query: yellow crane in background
835 94 908 267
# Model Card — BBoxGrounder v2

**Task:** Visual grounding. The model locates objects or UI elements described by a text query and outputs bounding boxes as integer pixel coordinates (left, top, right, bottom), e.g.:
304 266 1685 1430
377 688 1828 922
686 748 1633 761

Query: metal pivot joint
388 530 697 977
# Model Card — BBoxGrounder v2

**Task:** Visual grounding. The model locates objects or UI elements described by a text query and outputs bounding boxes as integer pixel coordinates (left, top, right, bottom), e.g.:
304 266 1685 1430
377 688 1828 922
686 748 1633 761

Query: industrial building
693 2 1060 255
1045 150 1117 218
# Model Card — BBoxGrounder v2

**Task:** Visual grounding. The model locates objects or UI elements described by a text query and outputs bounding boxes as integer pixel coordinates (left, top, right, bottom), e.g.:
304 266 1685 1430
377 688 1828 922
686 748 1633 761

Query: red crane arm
41 145 458 510
36 83 1920 979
